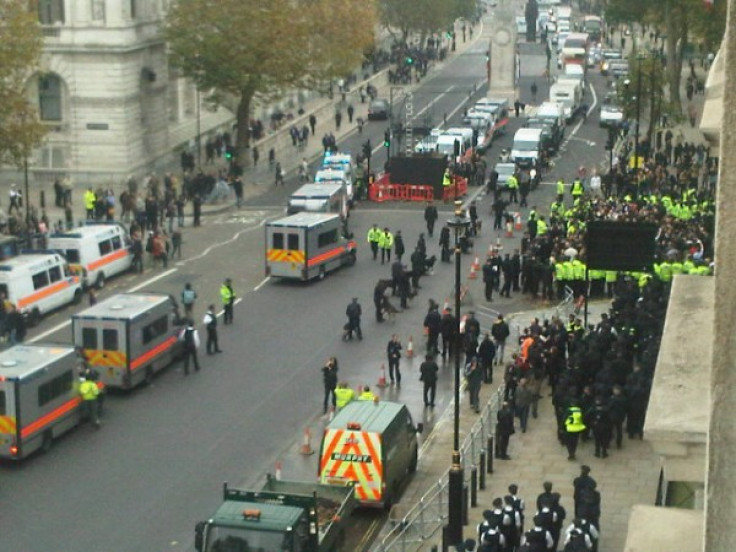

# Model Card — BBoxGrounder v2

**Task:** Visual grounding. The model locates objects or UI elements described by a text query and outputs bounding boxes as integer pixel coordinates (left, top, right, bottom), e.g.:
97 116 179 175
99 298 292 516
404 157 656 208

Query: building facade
28 0 232 183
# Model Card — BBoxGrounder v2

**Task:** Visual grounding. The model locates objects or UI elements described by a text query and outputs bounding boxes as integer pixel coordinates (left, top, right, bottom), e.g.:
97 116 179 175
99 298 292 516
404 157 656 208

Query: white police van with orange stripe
0 252 82 325
0 344 89 459
319 400 422 508
266 213 356 281
72 293 184 389
47 222 132 289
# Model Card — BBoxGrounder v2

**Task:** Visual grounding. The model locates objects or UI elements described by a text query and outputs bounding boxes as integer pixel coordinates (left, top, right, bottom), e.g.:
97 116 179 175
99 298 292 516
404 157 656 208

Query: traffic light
485 50 490 62
446 29 453 38
405 56 414 65
362 140 372 159
384 130 390 148
225 145 234 160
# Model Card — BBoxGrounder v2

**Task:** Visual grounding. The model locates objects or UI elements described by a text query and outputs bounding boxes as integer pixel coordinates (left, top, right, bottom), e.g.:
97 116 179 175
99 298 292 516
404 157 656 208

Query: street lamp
196 86 201 169
633 54 644 175
445 200 471 547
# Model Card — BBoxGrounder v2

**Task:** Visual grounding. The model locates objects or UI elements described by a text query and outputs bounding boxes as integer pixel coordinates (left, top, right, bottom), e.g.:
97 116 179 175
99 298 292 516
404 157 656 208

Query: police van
0 344 87 459
265 213 356 281
286 182 349 220
47 222 133 289
315 167 354 205
72 293 184 389
0 252 83 325
319 400 422 508
321 152 355 196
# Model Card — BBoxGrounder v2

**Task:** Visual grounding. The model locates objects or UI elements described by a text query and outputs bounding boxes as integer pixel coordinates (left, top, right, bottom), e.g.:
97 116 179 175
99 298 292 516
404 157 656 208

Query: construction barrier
441 176 468 201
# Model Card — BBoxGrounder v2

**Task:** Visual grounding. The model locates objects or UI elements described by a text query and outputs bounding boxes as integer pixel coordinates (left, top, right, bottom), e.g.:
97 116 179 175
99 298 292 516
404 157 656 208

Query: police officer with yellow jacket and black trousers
564 404 586 460
378 227 394 264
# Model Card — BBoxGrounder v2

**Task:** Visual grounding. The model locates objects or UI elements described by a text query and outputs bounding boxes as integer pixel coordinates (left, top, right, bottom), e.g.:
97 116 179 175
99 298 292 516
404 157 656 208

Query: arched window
38 74 62 122
38 0 65 25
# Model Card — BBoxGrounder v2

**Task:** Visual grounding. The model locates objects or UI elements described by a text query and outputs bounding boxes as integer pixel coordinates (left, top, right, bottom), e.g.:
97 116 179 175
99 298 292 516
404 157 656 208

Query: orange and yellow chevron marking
266 249 305 264
85 349 127 368
320 429 383 502
0 416 17 435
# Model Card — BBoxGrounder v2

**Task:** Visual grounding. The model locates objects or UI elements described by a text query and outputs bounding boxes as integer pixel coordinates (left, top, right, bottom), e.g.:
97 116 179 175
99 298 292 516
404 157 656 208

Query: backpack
182 289 196 305
564 531 588 552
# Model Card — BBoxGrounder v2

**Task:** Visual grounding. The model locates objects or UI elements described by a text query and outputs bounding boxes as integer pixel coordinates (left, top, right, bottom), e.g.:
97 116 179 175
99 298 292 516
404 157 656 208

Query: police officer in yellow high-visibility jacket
220 278 235 325
556 179 565 200
571 179 584 202
357 386 376 401
442 168 452 187
378 227 393 265
564 405 586 460
335 383 355 409
79 377 101 426
507 174 519 204
367 224 381 261
84 188 96 220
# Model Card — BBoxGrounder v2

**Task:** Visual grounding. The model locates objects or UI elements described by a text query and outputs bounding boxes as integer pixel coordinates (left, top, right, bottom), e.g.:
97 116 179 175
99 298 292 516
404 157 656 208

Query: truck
287 183 349 219
194 477 356 552
549 81 582 123
265 213 356 281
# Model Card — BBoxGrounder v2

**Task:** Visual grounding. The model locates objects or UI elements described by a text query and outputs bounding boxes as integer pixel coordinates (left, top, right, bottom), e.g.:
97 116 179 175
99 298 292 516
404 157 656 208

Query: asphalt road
0 22 619 552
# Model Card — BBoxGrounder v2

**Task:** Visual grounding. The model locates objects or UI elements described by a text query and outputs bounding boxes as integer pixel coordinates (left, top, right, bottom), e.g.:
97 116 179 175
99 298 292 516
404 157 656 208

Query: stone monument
488 0 517 103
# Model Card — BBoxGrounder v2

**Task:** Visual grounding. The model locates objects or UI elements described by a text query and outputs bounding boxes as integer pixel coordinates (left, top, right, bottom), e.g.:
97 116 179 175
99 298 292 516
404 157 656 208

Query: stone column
705 1 736 550
488 0 517 103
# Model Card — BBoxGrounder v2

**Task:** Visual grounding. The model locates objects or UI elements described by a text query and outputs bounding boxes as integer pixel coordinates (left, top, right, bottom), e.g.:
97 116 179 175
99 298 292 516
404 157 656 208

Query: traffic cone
472 256 481 271
505 221 513 238
377 363 388 388
406 336 414 358
275 461 283 480
487 244 495 257
495 236 503 252
468 264 477 279
443 297 450 311
300 429 314 455
514 212 522 231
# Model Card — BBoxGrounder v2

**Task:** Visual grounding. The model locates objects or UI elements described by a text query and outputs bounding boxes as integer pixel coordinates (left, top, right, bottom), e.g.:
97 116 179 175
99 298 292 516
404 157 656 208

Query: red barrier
442 177 468 201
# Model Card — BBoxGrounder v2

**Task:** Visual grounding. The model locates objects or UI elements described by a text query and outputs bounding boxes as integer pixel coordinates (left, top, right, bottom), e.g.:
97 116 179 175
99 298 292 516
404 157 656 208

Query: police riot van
321 153 355 197
0 252 83 325
47 222 133 289
315 167 354 205
265 213 356 281
319 400 422 508
0 344 87 459
286 182 349 220
72 293 184 389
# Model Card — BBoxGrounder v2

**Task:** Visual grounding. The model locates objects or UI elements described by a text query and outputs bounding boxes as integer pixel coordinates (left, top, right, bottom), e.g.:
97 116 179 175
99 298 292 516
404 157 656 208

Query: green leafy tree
0 0 48 168
379 0 456 44
164 0 376 166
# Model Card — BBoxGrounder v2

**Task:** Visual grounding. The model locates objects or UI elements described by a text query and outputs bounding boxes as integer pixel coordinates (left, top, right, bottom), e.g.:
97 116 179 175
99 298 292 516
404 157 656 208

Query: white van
315 168 354 203
287 183 349 219
47 223 132 289
436 127 474 159
0 253 83 325
549 81 581 123
536 101 566 130
511 127 544 168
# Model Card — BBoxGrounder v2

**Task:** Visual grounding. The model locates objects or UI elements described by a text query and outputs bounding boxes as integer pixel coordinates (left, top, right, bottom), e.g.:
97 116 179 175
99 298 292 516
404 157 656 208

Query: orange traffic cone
468 264 477 279
406 336 414 358
377 363 388 388
472 256 481 271
505 221 513 238
300 428 314 455
514 212 523 230
487 244 495 257
275 461 283 480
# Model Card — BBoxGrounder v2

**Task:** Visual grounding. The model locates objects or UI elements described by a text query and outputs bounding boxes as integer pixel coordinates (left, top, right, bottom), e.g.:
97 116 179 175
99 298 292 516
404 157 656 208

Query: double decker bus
583 15 603 42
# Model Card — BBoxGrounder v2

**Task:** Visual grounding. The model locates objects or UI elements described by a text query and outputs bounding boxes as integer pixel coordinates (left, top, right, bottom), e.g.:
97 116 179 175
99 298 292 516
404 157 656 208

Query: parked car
367 99 390 120
599 100 625 128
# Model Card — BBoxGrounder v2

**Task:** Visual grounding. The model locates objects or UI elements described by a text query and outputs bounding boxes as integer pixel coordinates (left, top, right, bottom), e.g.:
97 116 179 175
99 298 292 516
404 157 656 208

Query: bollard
462 483 469 526
479 450 487 489
487 436 494 474
470 465 478 507
40 190 45 209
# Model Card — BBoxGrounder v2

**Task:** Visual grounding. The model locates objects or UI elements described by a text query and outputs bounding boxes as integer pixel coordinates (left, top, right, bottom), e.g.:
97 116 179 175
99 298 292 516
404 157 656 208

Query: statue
525 0 538 43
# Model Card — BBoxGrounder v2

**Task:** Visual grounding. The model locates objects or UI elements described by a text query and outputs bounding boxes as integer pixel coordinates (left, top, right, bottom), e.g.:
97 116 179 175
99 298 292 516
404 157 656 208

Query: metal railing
375 386 504 551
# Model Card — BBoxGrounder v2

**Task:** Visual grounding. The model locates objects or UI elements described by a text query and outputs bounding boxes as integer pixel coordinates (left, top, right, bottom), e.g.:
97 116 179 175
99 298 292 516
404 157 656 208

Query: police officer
571 178 584 202
179 319 201 375
357 385 376 401
483 257 497 302
507 172 519 204
345 297 362 340
564 404 587 460
424 201 439 237
587 396 612 458
367 223 381 261
573 465 597 518
379 227 394 264
203 304 222 354
386 334 402 386
220 278 235 325
334 382 355 409
79 375 101 427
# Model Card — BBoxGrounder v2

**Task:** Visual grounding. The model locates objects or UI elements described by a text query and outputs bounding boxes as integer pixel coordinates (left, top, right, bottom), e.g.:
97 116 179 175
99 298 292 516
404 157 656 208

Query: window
0 391 5 416
102 329 119 351
32 271 50 291
48 266 62 283
111 236 122 251
82 328 98 349
63 264 70 277
317 229 338 248
272 233 284 249
38 370 73 407
99 239 112 256
287 234 299 251
38 0 65 25
142 316 168 345
38 74 62 122
63 249 80 264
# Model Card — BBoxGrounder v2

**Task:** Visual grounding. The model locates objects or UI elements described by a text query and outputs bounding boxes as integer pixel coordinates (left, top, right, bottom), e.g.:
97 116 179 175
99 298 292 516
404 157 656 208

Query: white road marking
254 277 270 291
177 224 264 265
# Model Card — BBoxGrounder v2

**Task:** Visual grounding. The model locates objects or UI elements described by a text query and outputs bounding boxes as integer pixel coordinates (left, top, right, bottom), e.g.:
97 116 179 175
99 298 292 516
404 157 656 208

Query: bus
583 15 603 42
561 32 590 71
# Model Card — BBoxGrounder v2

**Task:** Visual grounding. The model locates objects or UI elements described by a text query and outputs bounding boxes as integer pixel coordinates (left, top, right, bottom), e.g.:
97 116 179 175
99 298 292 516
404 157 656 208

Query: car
493 162 518 190
599 101 625 128
367 99 389 120
600 49 623 75
588 46 602 67
609 60 630 79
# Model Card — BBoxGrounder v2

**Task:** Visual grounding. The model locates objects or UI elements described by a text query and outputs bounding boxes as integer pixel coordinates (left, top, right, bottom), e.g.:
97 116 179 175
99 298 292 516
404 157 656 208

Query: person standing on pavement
607 385 628 449
181 282 197 318
483 257 498 302
514 378 534 432
309 114 317 135
79 375 101 427
419 354 439 407
587 396 612 458
322 357 339 413
564 403 587 460
440 308 456 361
424 201 438 237
386 334 402 386
367 223 381 261
84 187 96 220
465 357 483 413
203 305 222 355
193 194 202 227
573 465 597 518
478 333 496 383
274 162 285 186
439 225 451 263
491 314 510 365
394 230 405 261
220 278 235 325
495 400 515 459
379 227 393 264
347 104 354 123
335 110 342 131
424 304 442 355
179 319 201 375
576 481 601 532
344 297 362 340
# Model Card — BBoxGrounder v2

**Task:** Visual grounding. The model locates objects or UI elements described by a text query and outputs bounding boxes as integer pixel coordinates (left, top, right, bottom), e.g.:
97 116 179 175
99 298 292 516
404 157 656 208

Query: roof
514 127 544 139
268 213 340 228
73 292 173 321
291 183 344 197
0 344 76 381
48 223 127 241
0 253 65 272
328 400 404 433
213 499 303 532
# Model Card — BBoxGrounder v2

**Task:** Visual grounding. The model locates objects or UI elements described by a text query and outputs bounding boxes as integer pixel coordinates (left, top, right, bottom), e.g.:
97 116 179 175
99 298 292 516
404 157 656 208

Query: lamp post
445 200 471 546
195 85 201 170
633 54 644 174
24 154 30 248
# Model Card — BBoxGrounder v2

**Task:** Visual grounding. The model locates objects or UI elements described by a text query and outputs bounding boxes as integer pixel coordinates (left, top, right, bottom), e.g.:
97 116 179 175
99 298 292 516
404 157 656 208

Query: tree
379 0 456 44
164 0 376 166
0 0 48 168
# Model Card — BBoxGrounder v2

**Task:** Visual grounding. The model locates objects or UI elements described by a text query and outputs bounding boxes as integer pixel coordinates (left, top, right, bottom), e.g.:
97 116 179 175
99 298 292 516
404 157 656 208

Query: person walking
386 334 402 386
483 257 498 302
564 403 587 460
587 396 612 458
203 304 222 355
491 314 510 365
419 354 439 407
423 304 442 355
394 230 405 261
424 201 438 237
573 465 597 518
274 162 285 186
515 378 534 433
181 282 197 318
344 297 362 340
496 400 515 459
220 278 235 325
379 227 393 264
322 357 339 414
309 114 317 135
179 319 201 375
347 104 355 123
465 357 483 413
607 385 628 449
478 333 496 383
79 375 101 427
335 110 342 130
367 224 381 261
